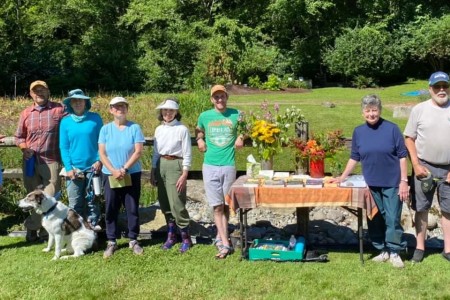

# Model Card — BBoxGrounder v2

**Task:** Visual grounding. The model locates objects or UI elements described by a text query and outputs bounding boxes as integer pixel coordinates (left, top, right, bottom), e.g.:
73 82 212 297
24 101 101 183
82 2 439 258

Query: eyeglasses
432 84 449 90
110 103 128 109
212 95 227 101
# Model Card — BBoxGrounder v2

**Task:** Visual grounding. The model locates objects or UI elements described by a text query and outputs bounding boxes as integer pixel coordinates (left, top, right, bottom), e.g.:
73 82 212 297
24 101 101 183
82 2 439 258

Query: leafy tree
323 25 405 85
404 14 450 71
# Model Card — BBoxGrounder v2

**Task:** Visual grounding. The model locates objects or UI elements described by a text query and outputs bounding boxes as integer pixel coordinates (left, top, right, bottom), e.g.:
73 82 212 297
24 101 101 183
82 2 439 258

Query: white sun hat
156 99 179 110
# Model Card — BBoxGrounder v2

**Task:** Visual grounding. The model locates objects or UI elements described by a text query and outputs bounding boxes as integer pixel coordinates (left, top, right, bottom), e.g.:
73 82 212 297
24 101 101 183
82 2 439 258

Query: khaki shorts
202 164 236 207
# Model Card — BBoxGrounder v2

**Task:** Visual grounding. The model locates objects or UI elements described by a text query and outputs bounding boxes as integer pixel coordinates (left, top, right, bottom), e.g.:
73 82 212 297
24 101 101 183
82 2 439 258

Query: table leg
238 208 249 260
358 207 364 264
239 209 244 260
296 207 309 237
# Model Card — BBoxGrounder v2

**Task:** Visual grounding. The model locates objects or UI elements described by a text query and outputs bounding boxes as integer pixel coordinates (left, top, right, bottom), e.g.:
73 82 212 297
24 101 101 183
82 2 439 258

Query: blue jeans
66 172 100 225
368 186 407 253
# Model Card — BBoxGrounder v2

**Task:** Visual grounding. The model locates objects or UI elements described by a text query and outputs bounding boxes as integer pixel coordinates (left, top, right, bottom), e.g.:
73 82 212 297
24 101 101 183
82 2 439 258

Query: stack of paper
340 175 367 188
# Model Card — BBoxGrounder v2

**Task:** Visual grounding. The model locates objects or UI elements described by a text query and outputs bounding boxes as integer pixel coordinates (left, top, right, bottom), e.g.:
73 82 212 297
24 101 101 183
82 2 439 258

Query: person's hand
92 161 102 173
66 170 76 180
398 181 409 202
0 134 5 143
176 173 188 193
197 139 207 152
413 164 429 179
446 172 450 184
22 148 34 160
112 168 124 180
234 136 244 149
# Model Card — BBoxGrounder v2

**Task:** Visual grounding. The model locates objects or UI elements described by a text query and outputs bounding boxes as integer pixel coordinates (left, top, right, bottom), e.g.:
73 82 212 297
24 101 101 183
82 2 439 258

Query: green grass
0 237 449 299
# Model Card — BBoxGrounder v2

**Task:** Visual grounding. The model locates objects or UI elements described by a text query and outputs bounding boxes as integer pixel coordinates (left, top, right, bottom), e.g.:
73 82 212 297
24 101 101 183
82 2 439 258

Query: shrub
261 74 281 91
351 75 376 89
248 75 262 88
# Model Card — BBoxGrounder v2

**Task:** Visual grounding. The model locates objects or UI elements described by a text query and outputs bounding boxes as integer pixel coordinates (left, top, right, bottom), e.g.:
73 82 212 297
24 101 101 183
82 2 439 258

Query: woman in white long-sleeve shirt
150 99 192 253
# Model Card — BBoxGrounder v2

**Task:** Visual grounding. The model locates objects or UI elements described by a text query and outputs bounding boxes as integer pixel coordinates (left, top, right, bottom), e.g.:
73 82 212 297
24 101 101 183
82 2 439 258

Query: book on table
285 178 304 188
263 179 285 187
305 178 324 188
243 178 261 187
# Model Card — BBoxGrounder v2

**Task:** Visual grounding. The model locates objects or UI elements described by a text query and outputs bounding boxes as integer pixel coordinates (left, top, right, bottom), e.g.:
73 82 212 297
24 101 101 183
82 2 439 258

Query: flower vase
261 156 274 170
309 159 325 178
295 157 309 175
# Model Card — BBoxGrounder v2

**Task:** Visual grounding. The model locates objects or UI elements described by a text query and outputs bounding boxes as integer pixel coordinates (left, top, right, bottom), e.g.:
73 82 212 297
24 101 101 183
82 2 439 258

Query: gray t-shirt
404 99 450 165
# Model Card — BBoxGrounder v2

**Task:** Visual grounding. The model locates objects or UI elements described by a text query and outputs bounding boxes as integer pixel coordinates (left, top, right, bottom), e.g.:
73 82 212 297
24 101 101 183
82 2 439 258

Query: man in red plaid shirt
15 80 66 242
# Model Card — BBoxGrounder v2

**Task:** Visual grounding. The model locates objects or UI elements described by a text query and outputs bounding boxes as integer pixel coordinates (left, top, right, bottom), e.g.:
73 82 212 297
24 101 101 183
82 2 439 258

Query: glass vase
260 156 274 170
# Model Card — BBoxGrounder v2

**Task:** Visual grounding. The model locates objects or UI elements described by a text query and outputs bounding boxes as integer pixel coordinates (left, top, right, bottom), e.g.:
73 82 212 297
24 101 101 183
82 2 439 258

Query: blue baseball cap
429 71 449 86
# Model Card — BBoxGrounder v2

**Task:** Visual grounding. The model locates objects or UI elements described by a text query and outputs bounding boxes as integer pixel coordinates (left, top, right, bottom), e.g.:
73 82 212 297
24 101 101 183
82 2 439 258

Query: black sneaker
411 249 424 263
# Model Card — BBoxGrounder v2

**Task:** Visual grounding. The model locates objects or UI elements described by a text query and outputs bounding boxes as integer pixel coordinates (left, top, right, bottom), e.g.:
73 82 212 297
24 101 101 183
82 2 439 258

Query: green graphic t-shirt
197 108 239 166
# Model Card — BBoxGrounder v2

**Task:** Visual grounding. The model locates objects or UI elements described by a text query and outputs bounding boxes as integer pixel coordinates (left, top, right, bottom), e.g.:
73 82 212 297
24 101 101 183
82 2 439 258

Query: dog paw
60 256 69 260
42 248 51 252
51 256 60 260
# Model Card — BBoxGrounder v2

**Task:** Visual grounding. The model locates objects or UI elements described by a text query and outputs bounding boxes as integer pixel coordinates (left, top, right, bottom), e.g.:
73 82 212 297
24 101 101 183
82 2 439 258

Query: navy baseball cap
429 71 449 86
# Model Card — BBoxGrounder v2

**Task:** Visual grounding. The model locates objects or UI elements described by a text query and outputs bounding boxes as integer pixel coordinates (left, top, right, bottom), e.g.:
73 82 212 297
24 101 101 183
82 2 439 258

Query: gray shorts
202 164 236 207
412 160 450 213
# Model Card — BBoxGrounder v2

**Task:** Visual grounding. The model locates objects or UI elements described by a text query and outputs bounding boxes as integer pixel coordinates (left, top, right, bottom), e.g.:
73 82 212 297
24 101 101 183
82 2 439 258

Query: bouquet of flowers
291 129 346 162
237 101 305 161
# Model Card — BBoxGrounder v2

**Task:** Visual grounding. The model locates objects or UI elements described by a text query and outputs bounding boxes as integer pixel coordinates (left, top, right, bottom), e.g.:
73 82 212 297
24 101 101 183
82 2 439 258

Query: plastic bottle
93 174 101 196
288 235 296 250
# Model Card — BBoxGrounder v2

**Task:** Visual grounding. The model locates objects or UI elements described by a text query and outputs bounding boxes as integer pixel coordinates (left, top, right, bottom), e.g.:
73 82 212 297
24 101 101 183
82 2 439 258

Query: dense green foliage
0 0 448 95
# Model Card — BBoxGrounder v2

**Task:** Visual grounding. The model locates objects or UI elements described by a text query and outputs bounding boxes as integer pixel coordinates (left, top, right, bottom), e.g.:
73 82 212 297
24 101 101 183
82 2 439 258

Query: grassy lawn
2 80 446 299
0 236 448 299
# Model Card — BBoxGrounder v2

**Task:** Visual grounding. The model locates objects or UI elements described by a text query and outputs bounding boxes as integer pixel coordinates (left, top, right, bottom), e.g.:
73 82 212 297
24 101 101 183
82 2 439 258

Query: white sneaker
389 253 404 268
372 251 390 263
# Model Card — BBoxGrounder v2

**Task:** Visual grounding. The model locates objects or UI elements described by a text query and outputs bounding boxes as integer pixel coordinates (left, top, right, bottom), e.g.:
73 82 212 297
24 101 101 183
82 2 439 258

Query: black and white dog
18 188 96 260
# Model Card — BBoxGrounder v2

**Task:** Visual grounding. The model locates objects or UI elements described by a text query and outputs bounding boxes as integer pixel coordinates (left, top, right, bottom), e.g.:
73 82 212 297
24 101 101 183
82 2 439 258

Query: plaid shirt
15 101 66 164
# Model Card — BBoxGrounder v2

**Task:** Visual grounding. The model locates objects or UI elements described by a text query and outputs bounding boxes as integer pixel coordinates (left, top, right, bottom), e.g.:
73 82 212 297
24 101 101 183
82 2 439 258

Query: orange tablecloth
225 176 378 220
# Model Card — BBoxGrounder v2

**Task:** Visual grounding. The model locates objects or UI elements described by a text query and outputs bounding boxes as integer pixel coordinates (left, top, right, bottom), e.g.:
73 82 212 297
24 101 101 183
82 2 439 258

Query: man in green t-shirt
196 85 244 259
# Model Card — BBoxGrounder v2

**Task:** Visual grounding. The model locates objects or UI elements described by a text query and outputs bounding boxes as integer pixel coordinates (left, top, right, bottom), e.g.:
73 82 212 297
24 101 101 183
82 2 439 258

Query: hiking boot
25 229 39 243
162 222 177 250
411 249 424 263
129 240 144 255
389 253 405 268
103 241 118 259
442 252 450 262
372 251 389 263
180 230 193 253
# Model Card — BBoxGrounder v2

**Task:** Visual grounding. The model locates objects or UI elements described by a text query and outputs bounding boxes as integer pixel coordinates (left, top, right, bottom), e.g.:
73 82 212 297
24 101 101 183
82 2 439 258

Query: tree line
1 0 449 95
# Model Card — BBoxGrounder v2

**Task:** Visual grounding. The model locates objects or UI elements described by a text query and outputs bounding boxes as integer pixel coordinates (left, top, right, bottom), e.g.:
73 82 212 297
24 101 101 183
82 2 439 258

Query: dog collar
43 202 58 217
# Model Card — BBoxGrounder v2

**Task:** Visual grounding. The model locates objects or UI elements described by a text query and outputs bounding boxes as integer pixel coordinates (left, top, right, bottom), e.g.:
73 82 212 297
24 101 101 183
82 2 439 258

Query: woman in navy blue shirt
337 94 409 268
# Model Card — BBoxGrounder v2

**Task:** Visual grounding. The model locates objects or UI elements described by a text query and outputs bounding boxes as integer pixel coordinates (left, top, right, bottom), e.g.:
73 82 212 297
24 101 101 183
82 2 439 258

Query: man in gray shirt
404 71 450 263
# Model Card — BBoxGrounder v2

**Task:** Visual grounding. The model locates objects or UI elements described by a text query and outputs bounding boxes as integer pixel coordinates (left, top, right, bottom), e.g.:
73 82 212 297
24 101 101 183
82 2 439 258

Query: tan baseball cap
30 80 48 91
210 85 228 96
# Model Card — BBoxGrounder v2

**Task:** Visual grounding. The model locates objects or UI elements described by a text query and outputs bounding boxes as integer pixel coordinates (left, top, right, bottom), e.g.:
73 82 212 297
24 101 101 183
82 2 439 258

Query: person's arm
398 157 409 201
338 159 358 183
15 110 34 159
176 128 191 192
195 127 206 152
405 136 428 178
234 134 244 149
99 143 123 180
122 142 143 172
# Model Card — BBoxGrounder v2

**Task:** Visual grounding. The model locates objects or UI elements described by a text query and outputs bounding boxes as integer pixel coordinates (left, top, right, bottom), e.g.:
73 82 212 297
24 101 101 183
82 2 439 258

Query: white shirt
152 119 192 171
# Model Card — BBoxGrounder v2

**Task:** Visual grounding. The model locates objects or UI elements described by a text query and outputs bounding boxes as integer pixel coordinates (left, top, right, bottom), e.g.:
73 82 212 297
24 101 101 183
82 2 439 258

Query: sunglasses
110 103 128 109
432 84 449 90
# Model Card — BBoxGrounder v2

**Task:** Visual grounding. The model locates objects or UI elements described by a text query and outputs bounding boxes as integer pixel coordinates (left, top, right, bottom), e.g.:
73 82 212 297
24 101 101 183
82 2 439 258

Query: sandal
213 238 223 250
215 245 234 259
